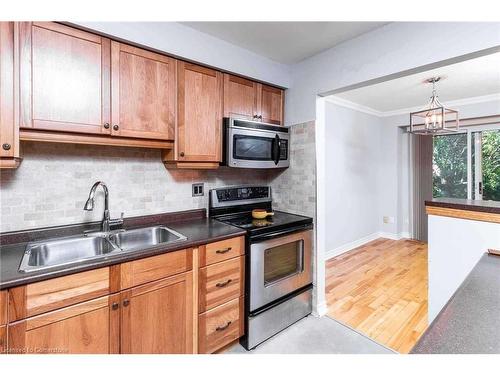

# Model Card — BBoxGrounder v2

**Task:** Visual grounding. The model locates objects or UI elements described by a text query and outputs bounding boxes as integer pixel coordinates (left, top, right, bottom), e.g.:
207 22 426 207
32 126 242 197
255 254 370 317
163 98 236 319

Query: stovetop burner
215 210 313 235
209 186 313 236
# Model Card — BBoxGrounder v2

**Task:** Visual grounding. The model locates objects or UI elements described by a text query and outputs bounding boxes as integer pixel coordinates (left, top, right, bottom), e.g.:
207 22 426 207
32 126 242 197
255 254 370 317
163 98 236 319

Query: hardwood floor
326 238 428 353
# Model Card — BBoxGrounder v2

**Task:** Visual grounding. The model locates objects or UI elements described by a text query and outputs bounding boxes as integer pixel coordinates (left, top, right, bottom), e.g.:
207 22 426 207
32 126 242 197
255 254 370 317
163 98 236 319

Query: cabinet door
0 22 21 168
223 74 257 120
0 325 5 354
8 296 115 354
177 62 222 162
111 42 176 140
18 22 111 134
258 84 284 125
121 272 194 354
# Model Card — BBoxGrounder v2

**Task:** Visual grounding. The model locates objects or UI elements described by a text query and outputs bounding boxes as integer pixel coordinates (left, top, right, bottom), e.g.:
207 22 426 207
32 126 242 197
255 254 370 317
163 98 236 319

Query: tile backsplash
0 142 271 232
0 122 316 233
271 121 316 218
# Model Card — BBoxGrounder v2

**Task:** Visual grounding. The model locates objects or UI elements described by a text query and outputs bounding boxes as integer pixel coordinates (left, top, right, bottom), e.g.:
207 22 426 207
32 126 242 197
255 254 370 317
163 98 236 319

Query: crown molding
326 93 500 118
324 96 384 117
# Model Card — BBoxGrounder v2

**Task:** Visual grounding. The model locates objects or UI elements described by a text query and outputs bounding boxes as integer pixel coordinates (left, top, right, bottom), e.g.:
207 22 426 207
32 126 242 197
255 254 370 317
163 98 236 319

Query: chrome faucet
84 181 123 233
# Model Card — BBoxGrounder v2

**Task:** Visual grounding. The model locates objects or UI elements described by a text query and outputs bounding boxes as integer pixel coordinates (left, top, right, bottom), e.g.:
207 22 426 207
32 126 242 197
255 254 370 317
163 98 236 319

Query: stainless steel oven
250 229 312 311
223 117 290 169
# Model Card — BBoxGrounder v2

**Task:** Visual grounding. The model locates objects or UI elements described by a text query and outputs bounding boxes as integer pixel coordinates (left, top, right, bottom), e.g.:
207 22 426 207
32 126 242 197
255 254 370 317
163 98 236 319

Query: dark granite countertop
0 209 246 290
425 197 500 214
411 253 500 354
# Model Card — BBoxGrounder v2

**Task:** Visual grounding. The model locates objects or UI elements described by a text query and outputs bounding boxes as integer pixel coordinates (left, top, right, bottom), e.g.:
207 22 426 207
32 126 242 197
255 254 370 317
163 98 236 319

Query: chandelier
410 77 459 135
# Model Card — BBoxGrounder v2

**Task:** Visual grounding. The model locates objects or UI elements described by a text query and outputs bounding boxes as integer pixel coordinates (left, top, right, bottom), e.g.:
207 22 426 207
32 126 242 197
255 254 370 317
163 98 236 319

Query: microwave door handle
273 134 280 165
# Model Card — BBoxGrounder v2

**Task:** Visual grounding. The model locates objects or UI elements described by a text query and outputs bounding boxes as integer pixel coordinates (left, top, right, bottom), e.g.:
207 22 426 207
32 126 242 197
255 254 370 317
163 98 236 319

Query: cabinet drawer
200 236 244 267
120 248 193 289
9 267 111 321
0 290 6 325
199 256 244 313
199 297 244 354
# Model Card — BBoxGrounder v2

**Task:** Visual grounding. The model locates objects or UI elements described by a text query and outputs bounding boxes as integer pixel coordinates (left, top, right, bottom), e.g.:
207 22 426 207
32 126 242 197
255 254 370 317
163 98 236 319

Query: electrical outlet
383 216 395 224
192 183 204 197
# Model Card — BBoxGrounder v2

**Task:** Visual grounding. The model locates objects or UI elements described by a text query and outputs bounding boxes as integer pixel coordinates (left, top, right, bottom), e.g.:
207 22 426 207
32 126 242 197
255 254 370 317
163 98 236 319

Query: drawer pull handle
111 302 119 310
216 247 232 254
215 321 232 332
216 279 232 288
123 299 130 307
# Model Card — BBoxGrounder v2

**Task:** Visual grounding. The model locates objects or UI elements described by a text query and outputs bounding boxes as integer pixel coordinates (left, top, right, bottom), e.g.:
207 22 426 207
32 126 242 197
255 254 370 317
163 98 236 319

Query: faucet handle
109 212 125 228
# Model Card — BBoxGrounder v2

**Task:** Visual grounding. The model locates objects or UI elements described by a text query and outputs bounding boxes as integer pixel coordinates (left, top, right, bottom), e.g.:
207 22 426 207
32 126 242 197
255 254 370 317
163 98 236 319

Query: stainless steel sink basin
18 226 187 273
108 226 187 252
19 235 120 273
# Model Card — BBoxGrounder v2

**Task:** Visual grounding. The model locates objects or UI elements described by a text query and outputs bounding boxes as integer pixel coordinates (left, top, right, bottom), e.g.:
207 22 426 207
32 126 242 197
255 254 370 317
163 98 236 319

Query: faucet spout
84 181 111 232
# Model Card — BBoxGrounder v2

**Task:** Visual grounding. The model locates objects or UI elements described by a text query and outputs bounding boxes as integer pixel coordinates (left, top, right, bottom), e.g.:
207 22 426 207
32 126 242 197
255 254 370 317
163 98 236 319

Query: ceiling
333 52 500 113
181 22 388 64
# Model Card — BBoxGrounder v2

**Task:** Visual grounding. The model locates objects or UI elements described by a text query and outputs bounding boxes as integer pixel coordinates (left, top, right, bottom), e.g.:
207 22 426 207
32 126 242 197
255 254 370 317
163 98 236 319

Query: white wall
324 101 383 256
428 215 500 322
71 22 291 88
286 22 500 125
323 97 500 258
377 98 500 240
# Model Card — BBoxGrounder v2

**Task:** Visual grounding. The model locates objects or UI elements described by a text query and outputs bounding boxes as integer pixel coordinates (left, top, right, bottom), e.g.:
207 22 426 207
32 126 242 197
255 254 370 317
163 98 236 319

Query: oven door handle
250 224 313 243
272 134 280 165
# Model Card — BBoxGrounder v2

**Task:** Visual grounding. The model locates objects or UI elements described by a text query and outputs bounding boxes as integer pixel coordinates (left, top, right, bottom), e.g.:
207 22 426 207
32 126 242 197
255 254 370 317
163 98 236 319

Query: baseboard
378 231 410 240
312 301 328 317
325 231 412 260
325 232 380 260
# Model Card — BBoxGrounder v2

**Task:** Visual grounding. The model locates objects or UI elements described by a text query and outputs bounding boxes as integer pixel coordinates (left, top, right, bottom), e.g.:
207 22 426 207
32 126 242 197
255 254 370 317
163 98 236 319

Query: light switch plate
192 183 204 197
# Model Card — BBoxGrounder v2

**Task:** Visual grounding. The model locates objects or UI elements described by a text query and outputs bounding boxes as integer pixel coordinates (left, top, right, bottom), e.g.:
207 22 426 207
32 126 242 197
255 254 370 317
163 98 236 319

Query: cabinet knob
103 123 110 129
123 299 130 307
111 302 119 310
113 124 119 131
2 143 11 151
179 152 185 157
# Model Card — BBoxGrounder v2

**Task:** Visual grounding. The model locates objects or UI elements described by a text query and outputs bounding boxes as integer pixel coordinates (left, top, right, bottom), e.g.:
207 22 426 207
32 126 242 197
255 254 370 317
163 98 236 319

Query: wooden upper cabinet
111 42 176 140
223 74 257 121
223 73 284 125
259 84 284 125
177 62 223 162
0 22 21 168
120 272 193 354
18 22 111 135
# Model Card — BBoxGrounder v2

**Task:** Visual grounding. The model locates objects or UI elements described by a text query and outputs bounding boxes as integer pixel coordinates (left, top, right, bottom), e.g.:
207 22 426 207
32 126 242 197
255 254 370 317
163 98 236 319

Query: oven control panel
216 186 270 202
210 186 272 208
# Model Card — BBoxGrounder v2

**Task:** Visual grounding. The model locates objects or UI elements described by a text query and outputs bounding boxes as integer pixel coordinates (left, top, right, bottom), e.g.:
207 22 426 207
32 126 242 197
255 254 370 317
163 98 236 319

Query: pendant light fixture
410 77 459 135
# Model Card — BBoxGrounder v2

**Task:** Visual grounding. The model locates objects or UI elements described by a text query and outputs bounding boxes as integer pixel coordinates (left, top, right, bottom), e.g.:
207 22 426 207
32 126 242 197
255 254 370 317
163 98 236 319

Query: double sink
19 226 187 273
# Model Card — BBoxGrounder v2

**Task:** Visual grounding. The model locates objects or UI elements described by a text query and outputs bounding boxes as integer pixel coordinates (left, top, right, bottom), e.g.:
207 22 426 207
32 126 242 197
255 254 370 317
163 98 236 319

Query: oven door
226 121 289 169
249 229 312 311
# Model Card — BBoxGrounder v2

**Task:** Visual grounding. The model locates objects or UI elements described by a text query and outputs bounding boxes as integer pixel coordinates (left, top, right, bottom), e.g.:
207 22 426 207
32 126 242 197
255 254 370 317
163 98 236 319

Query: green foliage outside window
482 130 500 201
433 134 468 199
432 130 500 201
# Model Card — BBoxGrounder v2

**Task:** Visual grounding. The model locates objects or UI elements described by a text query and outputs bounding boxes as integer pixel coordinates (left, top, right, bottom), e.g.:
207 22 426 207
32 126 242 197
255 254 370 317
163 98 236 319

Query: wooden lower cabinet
198 256 244 313
8 296 113 354
198 297 244 354
0 325 6 354
2 241 245 354
120 272 194 354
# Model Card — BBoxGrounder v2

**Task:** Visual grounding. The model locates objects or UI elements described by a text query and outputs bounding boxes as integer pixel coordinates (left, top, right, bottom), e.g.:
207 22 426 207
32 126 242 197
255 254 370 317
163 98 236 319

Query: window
433 133 468 199
432 128 500 202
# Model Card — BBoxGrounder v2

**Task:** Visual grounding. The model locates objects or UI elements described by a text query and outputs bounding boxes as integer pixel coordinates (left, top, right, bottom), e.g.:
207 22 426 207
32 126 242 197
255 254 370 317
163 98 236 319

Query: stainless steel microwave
222 117 290 169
